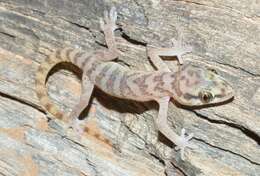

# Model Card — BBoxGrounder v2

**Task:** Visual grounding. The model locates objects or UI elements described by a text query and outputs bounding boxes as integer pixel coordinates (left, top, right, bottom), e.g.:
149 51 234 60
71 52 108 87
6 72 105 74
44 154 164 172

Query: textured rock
0 0 259 176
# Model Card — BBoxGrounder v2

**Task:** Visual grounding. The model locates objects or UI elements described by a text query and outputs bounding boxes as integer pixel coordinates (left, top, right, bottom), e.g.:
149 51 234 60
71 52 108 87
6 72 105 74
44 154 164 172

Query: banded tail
35 48 91 120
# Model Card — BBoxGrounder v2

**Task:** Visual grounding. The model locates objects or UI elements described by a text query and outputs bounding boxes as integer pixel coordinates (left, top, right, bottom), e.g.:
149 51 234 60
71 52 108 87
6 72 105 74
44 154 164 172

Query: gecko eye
199 91 214 103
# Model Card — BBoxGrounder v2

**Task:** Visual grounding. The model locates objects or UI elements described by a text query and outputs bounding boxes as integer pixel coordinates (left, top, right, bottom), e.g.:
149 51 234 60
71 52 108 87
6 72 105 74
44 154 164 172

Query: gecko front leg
147 38 192 71
156 97 194 160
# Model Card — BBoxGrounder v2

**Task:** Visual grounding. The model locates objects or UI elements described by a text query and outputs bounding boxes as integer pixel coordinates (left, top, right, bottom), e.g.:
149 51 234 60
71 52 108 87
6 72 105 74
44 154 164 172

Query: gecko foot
100 7 118 32
170 38 192 65
174 128 194 160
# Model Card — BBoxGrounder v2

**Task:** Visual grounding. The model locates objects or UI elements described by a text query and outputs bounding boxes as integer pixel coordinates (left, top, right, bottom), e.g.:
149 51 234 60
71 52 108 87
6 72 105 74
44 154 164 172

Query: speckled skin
35 7 234 160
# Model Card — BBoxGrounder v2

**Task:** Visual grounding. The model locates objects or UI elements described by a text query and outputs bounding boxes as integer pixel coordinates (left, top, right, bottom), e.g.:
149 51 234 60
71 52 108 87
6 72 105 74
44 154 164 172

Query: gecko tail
35 48 79 120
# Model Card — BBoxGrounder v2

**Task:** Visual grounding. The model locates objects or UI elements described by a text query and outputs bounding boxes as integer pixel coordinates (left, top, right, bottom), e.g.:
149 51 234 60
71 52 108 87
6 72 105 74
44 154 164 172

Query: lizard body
35 7 234 160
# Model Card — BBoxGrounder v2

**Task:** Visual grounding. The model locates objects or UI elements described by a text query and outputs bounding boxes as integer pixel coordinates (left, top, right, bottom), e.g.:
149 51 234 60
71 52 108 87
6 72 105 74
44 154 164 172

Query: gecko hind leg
69 74 94 135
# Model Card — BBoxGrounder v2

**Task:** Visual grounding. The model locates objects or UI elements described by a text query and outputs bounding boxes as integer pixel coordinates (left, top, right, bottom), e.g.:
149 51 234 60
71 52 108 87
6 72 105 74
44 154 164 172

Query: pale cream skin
36 7 234 160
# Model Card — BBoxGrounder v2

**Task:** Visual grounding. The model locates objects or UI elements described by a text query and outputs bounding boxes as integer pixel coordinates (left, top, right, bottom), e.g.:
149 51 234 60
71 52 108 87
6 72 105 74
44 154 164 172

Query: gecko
35 7 234 160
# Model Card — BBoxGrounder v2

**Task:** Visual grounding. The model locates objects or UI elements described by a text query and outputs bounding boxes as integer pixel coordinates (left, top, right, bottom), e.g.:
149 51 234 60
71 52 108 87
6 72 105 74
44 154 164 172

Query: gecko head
173 64 234 106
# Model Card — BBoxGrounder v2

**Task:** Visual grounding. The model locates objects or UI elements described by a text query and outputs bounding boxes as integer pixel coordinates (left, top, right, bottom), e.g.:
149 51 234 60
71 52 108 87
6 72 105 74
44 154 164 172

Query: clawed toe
110 6 117 22
171 35 192 49
171 38 182 48
184 45 193 53
170 37 193 65
99 18 105 31
104 10 109 22
175 128 194 160
100 7 118 32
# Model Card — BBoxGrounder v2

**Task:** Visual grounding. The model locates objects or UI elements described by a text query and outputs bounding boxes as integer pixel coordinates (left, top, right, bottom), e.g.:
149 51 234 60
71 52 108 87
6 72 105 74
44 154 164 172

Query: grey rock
0 0 259 176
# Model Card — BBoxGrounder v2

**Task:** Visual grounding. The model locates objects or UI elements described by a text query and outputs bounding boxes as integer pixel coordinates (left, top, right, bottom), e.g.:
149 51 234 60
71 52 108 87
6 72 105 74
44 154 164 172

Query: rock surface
0 0 259 176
